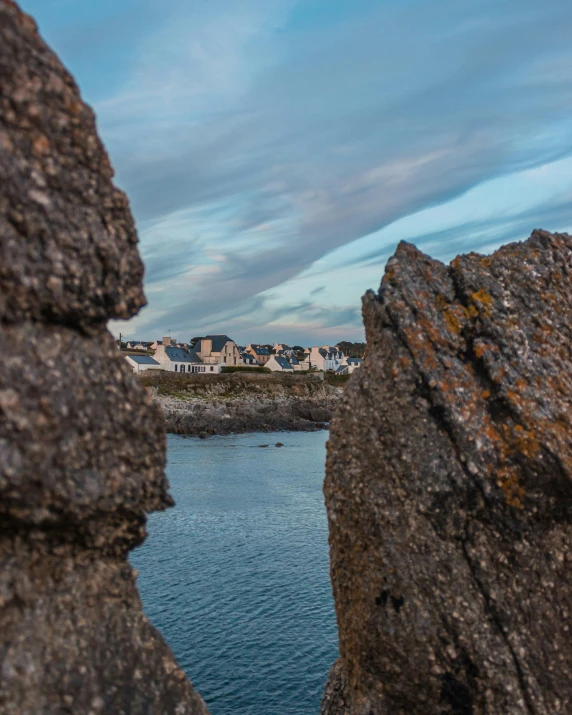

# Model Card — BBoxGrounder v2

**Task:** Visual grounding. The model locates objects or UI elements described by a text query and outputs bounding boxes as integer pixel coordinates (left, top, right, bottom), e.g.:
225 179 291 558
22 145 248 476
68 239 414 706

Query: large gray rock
0 0 145 326
0 2 208 712
323 231 572 714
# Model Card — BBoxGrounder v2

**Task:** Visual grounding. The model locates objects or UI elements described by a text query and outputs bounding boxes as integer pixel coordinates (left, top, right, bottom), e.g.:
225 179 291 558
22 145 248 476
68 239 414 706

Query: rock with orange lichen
322 230 572 714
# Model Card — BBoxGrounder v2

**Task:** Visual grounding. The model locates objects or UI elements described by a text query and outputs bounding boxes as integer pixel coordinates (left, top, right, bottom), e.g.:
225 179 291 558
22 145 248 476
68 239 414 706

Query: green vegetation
337 340 366 358
324 373 351 386
221 365 271 373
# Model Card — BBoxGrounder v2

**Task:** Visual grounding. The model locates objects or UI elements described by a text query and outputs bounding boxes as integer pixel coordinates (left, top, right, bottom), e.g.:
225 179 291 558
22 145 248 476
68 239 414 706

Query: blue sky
21 0 572 345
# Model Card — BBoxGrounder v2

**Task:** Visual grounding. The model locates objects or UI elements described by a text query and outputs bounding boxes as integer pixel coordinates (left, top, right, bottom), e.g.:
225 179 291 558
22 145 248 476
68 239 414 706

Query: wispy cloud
24 0 572 343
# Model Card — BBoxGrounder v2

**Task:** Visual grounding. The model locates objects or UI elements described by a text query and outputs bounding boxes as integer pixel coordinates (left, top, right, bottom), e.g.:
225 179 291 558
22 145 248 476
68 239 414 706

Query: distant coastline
140 371 345 437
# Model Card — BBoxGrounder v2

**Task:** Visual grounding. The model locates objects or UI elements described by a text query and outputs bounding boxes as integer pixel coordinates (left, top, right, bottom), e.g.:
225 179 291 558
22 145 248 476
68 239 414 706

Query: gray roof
251 345 270 355
204 335 234 352
347 357 362 364
289 355 300 365
126 355 160 365
273 356 293 370
165 346 200 363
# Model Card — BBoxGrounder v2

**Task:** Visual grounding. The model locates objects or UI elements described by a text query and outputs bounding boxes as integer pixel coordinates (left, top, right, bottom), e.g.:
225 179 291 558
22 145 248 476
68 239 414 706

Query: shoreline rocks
142 372 342 436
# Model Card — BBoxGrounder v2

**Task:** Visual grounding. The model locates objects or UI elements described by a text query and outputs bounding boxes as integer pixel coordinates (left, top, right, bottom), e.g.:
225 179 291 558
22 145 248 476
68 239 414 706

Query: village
121 335 363 377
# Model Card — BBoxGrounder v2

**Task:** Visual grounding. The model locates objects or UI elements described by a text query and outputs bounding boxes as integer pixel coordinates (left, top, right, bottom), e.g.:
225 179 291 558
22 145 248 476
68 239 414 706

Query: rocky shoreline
140 371 344 436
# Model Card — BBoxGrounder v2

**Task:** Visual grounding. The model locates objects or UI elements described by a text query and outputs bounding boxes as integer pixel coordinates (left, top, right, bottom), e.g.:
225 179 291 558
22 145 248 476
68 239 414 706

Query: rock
323 231 572 714
275 442 284 447
0 2 208 713
0 2 145 328
320 659 349 715
145 371 340 435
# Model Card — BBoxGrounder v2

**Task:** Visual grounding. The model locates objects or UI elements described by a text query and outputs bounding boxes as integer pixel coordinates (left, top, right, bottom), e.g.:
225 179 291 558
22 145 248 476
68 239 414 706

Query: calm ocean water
131 431 338 715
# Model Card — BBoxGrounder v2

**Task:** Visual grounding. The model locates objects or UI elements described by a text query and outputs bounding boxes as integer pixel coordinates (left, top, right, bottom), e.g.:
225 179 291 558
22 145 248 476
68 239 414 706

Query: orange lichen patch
399 356 411 369
482 390 490 399
474 343 488 359
514 429 541 460
416 315 452 353
443 308 462 335
497 465 525 509
469 289 493 319
480 256 492 268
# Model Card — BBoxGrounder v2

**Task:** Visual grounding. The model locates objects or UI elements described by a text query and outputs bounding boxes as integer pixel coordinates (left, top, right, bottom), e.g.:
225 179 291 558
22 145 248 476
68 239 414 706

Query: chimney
162 336 172 347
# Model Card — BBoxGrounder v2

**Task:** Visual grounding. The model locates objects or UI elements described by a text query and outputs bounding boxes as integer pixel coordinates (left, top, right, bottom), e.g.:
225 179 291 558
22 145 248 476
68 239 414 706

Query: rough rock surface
322 230 572 715
141 371 341 436
0 3 208 713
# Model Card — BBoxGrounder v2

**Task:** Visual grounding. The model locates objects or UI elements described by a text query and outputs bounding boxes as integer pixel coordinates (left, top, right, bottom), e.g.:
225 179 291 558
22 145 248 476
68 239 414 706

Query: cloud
344 196 572 275
26 0 572 340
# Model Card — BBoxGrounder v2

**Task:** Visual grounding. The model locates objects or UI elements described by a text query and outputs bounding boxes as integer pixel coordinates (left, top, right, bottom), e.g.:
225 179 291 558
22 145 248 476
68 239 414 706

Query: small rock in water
259 444 269 448
275 442 284 447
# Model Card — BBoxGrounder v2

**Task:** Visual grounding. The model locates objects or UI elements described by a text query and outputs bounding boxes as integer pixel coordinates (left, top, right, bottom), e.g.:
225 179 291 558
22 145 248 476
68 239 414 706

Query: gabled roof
250 345 270 355
272 356 293 370
126 355 160 365
165 346 200 363
204 335 234 352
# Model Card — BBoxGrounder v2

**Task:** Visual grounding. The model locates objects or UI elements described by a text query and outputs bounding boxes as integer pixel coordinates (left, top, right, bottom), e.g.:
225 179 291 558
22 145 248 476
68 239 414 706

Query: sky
21 0 572 346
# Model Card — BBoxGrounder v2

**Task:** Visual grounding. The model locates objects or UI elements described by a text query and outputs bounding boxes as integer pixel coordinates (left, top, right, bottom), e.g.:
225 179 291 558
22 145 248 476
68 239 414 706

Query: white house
266 356 295 372
153 337 222 374
195 335 241 366
302 346 345 371
125 354 161 374
336 357 362 375
126 341 151 351
240 352 259 366
275 347 297 358
289 355 305 371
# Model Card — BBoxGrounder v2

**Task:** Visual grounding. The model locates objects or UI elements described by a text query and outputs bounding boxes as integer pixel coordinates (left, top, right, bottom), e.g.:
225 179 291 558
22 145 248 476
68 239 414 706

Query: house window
210 366 214 372
174 364 178 372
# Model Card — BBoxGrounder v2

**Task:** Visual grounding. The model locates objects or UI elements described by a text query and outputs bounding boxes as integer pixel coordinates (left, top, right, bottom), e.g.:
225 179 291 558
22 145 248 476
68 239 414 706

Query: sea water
130 431 338 715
